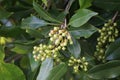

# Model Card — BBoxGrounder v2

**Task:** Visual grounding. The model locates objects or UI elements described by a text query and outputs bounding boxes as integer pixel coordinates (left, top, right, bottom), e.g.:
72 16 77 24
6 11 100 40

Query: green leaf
105 38 120 60
94 0 120 11
67 37 81 58
47 63 67 80
37 58 53 80
69 24 98 38
11 44 32 54
28 53 39 72
33 1 61 23
22 16 48 29
88 60 120 79
0 46 5 61
0 62 25 80
69 9 98 27
79 0 93 9
42 0 47 6
0 7 12 19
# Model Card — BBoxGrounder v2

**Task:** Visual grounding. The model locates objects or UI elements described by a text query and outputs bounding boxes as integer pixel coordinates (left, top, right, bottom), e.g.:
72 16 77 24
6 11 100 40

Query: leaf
69 24 98 38
67 37 81 58
79 0 93 9
47 63 67 80
88 60 120 79
0 46 5 61
69 9 98 27
105 38 120 60
0 62 25 80
33 1 61 23
28 53 39 72
37 58 53 80
11 44 32 54
21 16 48 29
94 0 120 11
0 7 12 19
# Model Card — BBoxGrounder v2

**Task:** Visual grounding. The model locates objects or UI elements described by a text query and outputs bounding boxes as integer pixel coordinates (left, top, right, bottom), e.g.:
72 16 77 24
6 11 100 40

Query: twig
112 11 119 23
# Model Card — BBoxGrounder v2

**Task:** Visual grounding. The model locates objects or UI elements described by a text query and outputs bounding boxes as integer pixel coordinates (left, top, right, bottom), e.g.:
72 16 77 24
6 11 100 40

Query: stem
112 11 119 23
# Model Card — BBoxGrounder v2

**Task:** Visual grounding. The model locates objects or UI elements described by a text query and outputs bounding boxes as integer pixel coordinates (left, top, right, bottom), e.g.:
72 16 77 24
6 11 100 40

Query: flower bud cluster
68 56 88 73
49 27 73 51
95 20 119 61
32 27 73 62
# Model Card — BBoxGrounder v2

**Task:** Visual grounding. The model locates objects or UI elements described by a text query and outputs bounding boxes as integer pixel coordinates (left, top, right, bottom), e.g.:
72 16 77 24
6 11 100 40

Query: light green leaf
47 63 67 80
0 62 25 80
37 58 53 80
79 0 93 9
94 0 120 11
67 37 81 58
11 44 32 54
69 9 98 27
22 16 48 29
88 60 120 79
33 1 61 23
0 46 5 61
105 38 120 60
69 24 98 38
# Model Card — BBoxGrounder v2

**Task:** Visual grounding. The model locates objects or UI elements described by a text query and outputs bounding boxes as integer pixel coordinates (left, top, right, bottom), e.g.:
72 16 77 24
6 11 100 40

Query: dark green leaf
94 0 120 11
0 62 25 80
28 53 39 72
69 24 98 38
88 60 120 79
105 38 120 60
0 7 12 19
79 0 93 9
67 37 81 58
33 1 61 23
22 16 48 29
69 9 98 27
47 63 67 80
11 44 32 54
37 58 53 80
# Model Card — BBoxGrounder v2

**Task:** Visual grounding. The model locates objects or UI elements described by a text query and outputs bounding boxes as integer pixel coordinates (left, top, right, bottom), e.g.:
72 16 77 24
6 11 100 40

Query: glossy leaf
47 63 67 80
28 53 39 72
105 38 120 60
79 0 93 9
37 58 53 80
0 62 25 80
88 60 120 79
22 16 48 29
94 0 120 11
69 9 97 27
11 44 32 54
69 24 98 38
67 37 81 58
33 1 61 23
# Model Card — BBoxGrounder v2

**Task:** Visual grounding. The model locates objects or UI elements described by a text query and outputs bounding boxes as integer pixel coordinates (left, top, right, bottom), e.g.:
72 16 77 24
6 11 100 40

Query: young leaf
79 0 93 9
105 38 120 60
0 62 25 80
69 9 98 27
88 60 120 79
69 23 98 38
67 37 81 58
47 63 67 80
37 58 53 80
22 16 49 29
94 0 120 11
33 1 61 23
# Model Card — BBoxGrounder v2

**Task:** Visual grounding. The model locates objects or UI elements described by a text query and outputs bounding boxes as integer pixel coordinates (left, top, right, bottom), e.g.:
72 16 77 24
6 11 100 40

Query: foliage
0 0 120 80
